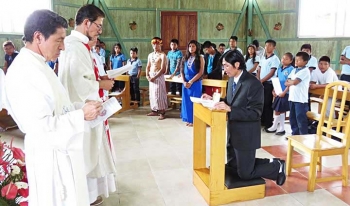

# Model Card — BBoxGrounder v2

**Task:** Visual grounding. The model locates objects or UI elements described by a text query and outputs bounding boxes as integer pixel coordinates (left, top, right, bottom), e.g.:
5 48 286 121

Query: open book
190 97 215 108
88 97 121 128
106 65 133 78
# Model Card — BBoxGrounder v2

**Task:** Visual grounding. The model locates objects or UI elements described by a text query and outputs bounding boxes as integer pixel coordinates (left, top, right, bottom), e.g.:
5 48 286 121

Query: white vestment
0 69 4 111
5 48 89 206
58 30 116 202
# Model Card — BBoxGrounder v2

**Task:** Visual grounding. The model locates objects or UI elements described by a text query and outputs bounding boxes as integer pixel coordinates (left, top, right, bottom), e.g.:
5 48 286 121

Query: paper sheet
271 77 283 95
106 65 133 78
88 97 121 128
190 97 215 108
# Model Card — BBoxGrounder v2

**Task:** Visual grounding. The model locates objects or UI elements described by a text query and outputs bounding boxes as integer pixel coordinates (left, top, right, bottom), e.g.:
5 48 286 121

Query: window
0 0 52 34
298 0 350 38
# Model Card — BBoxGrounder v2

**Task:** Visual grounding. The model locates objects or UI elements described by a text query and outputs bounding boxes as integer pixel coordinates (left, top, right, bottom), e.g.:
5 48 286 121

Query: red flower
11 147 25 162
20 201 28 206
18 188 29 198
1 182 18 199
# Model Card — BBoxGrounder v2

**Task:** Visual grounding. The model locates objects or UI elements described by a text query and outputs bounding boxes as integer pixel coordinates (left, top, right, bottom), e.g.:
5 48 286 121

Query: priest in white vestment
58 5 117 205
4 10 103 206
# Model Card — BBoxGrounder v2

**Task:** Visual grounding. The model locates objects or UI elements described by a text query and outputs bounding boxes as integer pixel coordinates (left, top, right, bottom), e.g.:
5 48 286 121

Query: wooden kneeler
193 103 265 206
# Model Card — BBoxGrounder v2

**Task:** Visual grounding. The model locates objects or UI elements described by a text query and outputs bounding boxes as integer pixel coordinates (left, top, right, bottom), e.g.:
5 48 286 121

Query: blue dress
181 61 202 124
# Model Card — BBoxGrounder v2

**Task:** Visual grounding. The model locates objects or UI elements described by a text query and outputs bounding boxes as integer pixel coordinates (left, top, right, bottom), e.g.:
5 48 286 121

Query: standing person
300 44 318 72
181 40 204 126
224 36 243 54
127 47 142 105
2 40 19 74
252 39 265 59
100 42 110 70
266 52 294 135
202 41 222 96
5 9 103 206
285 52 311 135
202 50 286 185
109 43 127 92
244 44 260 75
257 39 280 130
145 37 168 120
58 4 117 205
218 43 226 55
339 45 350 83
166 38 183 96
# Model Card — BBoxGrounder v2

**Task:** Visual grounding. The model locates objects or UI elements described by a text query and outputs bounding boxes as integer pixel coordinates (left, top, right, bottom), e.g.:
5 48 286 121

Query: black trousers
227 144 279 180
170 82 182 96
130 75 140 102
262 82 273 128
112 80 125 92
340 74 350 107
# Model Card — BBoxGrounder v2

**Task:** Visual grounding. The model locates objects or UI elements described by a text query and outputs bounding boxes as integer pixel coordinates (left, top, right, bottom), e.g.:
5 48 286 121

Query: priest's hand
201 93 212 100
213 102 231 112
100 75 112 80
99 80 114 90
82 101 103 120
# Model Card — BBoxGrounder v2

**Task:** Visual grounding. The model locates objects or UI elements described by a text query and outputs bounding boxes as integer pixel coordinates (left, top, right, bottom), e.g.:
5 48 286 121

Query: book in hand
88 97 121 128
271 77 283 95
190 97 215 108
106 65 133 78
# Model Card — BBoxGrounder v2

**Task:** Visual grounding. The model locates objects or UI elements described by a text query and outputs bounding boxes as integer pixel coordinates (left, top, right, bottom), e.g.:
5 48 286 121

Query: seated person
310 56 338 117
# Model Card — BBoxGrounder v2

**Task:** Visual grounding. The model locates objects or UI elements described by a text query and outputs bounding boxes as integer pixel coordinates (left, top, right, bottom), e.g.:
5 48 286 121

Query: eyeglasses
91 21 103 31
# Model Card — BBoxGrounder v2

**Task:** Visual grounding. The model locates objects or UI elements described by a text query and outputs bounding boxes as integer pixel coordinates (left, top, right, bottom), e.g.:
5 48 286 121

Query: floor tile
262 144 301 159
118 189 166 206
281 172 321 193
224 194 303 206
291 189 349 206
116 171 158 193
264 179 287 197
326 186 350 205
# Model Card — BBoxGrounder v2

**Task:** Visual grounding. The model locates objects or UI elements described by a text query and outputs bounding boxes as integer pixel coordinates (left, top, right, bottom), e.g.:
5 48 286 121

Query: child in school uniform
266 52 294 135
244 44 260 76
110 43 127 92
127 47 142 105
285 52 311 135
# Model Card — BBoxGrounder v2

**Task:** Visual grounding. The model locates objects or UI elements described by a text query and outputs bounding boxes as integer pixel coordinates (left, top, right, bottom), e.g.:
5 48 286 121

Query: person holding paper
5 10 103 205
202 50 286 186
146 37 168 120
266 52 294 135
58 5 117 205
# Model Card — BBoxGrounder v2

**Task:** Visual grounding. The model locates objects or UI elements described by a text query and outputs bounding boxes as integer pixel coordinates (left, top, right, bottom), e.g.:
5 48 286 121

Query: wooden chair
286 81 350 192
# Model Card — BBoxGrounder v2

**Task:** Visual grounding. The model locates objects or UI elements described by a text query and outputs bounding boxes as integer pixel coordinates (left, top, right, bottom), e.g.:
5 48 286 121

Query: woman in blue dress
181 40 204 126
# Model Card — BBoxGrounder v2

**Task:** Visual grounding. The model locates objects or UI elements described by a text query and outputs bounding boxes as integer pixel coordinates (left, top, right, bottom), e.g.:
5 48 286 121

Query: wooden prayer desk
193 103 265 205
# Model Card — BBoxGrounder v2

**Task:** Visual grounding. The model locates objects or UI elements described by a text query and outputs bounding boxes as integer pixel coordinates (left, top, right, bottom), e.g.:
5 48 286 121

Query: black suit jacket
204 51 222 80
224 70 264 150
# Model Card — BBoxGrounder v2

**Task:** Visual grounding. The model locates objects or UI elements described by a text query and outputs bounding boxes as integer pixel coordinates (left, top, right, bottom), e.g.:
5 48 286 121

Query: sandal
158 113 166 120
187 123 193 127
147 111 158 116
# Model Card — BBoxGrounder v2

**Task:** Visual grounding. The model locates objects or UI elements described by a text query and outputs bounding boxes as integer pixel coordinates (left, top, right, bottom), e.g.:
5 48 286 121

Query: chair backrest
317 81 350 148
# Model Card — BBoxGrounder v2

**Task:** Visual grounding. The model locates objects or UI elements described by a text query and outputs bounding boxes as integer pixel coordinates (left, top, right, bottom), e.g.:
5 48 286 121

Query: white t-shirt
288 67 311 103
244 55 260 74
259 54 280 81
224 47 243 55
341 46 350 75
306 56 318 70
256 46 265 59
311 67 338 84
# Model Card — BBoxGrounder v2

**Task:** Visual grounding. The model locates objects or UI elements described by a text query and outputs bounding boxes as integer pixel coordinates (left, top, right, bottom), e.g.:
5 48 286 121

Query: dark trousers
130 75 140 102
226 145 279 180
170 82 182 96
289 101 309 135
262 82 273 128
112 80 125 92
340 74 350 106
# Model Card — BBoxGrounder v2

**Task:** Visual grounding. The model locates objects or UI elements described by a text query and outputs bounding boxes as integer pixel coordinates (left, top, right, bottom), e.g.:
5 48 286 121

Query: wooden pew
109 75 138 114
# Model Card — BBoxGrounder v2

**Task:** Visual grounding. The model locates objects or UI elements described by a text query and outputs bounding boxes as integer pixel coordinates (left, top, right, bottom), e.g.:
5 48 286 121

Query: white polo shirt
311 67 338 84
306 56 318 70
259 54 280 81
224 47 243 54
341 46 350 75
244 55 260 74
288 67 310 103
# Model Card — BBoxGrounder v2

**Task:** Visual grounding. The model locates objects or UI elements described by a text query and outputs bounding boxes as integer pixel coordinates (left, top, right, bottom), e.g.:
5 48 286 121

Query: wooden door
161 11 197 55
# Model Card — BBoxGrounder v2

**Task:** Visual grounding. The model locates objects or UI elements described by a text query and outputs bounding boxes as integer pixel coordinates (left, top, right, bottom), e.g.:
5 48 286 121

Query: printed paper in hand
106 65 133 78
88 97 121 128
271 77 283 95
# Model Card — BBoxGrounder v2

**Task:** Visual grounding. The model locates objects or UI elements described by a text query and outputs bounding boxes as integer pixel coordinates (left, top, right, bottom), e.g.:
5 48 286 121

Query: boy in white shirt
285 52 311 135
339 45 350 82
300 44 318 72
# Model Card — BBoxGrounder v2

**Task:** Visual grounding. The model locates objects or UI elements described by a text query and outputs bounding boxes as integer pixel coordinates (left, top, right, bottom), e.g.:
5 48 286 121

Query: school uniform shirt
277 65 294 91
256 46 265 59
224 47 243 55
288 67 310 103
341 46 350 75
311 67 338 84
167 49 183 75
244 55 260 74
4 51 19 68
306 55 318 70
127 58 142 76
259 54 280 81
110 53 126 69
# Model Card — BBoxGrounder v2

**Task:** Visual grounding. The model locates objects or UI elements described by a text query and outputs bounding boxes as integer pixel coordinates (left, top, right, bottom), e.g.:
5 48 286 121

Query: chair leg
342 152 349 186
307 151 318 192
317 156 322 172
286 139 293 176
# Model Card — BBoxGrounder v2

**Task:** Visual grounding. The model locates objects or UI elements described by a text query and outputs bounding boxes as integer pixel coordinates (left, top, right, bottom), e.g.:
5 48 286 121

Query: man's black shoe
276 160 286 186
275 131 286 136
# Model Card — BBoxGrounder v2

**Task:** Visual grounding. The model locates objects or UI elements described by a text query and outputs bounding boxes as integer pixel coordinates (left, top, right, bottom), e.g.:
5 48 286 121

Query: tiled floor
1 106 350 206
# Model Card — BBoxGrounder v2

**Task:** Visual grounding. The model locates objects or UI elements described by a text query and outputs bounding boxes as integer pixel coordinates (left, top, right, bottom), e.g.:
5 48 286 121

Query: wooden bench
109 75 138 114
